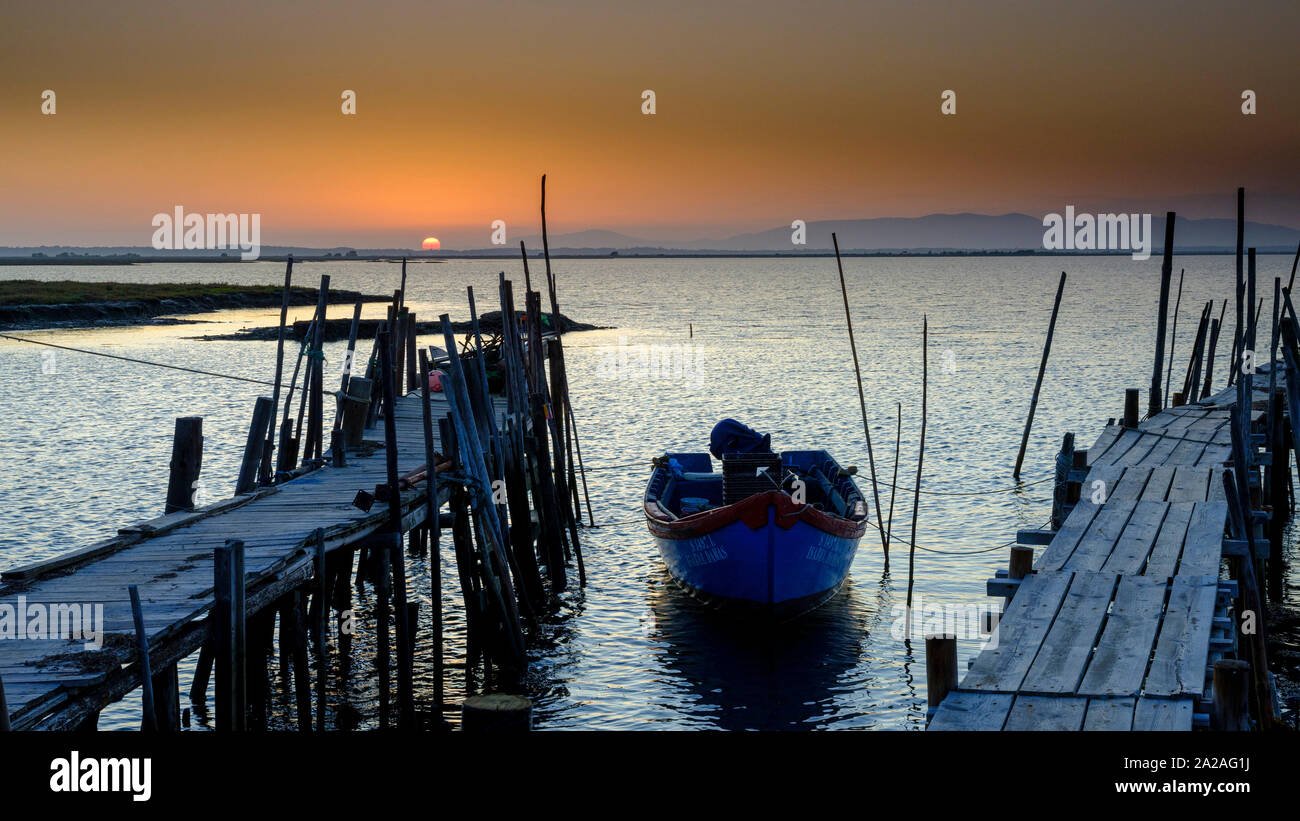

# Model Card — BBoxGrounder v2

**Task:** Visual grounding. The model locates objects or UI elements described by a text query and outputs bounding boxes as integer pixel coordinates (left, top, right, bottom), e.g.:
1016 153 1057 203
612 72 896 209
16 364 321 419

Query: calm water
1 255 1295 730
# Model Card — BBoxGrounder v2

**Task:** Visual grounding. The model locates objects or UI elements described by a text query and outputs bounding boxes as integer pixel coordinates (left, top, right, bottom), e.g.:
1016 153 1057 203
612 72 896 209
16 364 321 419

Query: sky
1 0 1297 249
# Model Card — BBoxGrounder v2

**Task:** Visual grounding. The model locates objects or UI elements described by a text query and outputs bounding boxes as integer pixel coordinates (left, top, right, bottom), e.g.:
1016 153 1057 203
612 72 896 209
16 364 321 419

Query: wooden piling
165 416 203 513
1163 268 1184 407
231 538 247 731
1014 271 1066 478
263 256 293 484
1202 300 1226 399
1211 659 1251 731
128 584 157 732
418 350 445 710
189 639 213 703
462 693 532 731
0 674 11 732
925 635 957 709
236 396 274 494
1149 211 1176 416
314 529 328 731
377 330 415 726
212 541 235 732
1123 389 1140 428
1009 545 1034 581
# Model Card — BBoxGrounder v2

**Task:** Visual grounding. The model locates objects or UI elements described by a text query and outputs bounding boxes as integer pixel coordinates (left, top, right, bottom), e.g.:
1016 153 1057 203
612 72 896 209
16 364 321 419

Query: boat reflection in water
646 569 872 730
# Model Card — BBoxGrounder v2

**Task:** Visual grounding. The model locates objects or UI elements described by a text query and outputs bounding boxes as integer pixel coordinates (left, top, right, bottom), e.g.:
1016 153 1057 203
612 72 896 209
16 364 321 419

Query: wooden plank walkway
928 378 1274 731
0 392 493 730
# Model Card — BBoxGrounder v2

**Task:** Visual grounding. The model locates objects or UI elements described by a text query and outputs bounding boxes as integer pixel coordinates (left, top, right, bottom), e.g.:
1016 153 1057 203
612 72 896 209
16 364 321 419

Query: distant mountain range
4 213 1298 258
511 214 1300 253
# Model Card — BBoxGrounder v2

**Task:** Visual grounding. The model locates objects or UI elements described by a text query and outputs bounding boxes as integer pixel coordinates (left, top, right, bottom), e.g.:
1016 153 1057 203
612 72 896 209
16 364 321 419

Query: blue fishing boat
643 420 868 620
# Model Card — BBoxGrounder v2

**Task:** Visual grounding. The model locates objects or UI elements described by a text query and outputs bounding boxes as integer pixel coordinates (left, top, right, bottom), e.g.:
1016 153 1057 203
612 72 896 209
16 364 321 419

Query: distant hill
3 213 1298 258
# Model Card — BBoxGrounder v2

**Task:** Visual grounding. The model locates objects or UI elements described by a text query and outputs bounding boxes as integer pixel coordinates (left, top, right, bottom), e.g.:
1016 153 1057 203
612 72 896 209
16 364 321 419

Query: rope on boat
578 458 1057 497
587 513 1050 556
0 333 335 396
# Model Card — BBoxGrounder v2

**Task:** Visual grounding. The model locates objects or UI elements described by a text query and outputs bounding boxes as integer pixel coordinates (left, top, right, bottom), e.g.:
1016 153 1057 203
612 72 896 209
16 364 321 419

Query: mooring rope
0 333 335 396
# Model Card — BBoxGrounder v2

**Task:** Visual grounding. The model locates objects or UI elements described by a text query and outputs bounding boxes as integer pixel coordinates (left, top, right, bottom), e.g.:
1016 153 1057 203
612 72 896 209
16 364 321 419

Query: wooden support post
1015 271 1067 478
925 635 957 709
189 639 213 703
341 376 373 448
1009 546 1034 581
165 416 203 513
128 584 157 732
1150 211 1177 415
213 541 235 732
314 529 328 731
305 276 330 463
1172 391 1185 407
235 396 274 494
406 311 420 394
232 539 247 731
263 256 294 484
0 673 10 732
288 590 312 731
1202 306 1224 399
461 694 533 731
418 350 445 710
1123 388 1140 429
1211 659 1251 731
378 332 415 727
152 663 180 732
1051 431 1074 529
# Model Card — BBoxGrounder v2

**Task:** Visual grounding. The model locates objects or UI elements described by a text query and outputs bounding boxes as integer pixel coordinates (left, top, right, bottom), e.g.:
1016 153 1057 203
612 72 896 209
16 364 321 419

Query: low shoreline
187 310 607 342
0 281 390 331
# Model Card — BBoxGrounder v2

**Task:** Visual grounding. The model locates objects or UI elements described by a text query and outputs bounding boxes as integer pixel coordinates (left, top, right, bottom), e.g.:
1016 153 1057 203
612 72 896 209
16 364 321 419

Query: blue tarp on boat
708 419 772 460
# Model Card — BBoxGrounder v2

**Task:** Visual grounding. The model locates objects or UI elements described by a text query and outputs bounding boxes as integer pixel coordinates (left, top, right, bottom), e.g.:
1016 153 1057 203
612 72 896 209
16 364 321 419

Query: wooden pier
0 263 590 732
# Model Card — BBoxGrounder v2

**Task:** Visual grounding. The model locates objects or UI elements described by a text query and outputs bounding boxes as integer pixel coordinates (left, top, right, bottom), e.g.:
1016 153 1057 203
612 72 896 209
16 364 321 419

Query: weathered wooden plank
1062 470 1149 571
1003 695 1087 730
1082 697 1136 730
1077 576 1167 696
1090 429 1143 467
928 691 1014 731
1086 424 1123 464
1133 698 1194 730
1142 501 1195 578
1145 575 1218 697
963 572 1072 692
1037 465 1124 571
1021 572 1118 694
1165 466 1211 502
1097 500 1167 574
1137 465 1177 499
1175 502 1227 578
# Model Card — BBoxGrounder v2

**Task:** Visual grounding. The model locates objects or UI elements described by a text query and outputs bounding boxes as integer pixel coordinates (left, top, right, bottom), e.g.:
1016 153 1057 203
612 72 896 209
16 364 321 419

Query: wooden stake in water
264 255 293 484
1163 268 1184 407
887 402 901 546
1149 212 1176 416
831 232 888 561
906 316 928 608
1014 271 1066 478
128 584 157 732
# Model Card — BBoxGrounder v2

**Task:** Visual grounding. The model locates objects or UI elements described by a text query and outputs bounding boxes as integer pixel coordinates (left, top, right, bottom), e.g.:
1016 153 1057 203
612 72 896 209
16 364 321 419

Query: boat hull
649 492 863 620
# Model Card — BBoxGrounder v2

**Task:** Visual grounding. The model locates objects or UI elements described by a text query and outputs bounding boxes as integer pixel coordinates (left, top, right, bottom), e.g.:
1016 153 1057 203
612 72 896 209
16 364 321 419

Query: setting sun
421 237 440 250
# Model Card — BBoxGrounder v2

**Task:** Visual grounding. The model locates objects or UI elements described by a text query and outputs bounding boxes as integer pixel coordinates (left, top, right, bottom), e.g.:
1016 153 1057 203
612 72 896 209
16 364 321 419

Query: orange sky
1 0 1297 248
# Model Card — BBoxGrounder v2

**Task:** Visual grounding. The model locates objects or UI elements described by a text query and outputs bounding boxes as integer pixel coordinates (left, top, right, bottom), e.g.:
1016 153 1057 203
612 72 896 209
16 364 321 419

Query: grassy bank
0 280 326 307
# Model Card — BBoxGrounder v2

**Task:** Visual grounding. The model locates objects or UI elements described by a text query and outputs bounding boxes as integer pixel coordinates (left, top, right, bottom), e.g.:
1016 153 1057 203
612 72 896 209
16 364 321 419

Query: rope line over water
0 333 335 396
